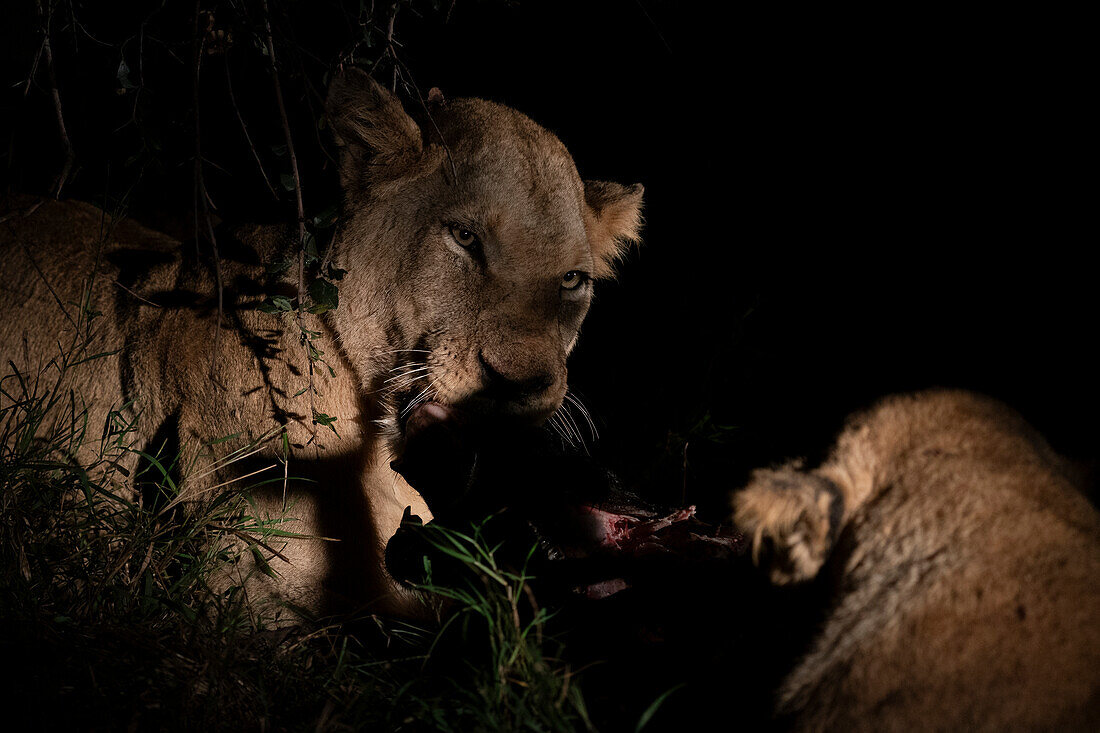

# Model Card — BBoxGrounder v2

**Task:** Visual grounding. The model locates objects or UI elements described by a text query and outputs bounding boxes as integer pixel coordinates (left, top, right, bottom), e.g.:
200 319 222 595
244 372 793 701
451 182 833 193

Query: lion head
324 69 643 449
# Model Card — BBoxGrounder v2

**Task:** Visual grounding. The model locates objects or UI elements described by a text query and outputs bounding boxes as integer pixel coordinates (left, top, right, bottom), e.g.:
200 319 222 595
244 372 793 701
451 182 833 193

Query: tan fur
0 69 643 619
733 390 1100 729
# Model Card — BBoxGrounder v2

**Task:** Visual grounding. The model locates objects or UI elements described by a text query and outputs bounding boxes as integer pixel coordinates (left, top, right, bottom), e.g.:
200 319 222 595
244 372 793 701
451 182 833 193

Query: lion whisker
383 366 431 385
559 403 588 453
564 391 599 441
543 409 563 445
366 369 429 396
400 380 438 418
546 404 579 449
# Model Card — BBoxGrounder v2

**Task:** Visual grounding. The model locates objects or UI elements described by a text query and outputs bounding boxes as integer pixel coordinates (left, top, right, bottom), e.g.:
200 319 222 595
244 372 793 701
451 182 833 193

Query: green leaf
265 258 293 277
117 59 136 90
250 546 279 580
279 173 296 192
258 294 294 314
311 203 339 229
303 231 319 265
324 263 348 281
308 278 338 314
312 411 338 436
69 348 122 367
635 683 686 732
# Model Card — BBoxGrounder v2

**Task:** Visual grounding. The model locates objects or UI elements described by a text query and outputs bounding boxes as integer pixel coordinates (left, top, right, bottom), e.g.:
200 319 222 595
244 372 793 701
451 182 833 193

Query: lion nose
478 350 554 402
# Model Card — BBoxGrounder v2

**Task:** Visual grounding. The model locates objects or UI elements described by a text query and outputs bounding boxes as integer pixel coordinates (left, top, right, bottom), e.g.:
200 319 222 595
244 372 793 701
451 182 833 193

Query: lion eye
561 271 587 291
449 224 481 250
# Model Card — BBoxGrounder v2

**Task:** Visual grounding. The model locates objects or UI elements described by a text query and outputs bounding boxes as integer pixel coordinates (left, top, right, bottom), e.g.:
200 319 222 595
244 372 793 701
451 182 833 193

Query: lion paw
732 465 844 585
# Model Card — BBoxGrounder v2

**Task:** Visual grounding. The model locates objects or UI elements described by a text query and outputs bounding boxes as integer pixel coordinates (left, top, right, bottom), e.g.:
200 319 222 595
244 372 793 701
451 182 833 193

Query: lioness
734 390 1100 730
0 69 643 617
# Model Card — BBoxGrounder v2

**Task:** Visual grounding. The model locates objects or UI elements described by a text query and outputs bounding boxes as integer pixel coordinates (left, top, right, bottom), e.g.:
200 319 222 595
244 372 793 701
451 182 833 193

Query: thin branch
113 280 162 308
192 2 226 384
632 0 674 56
318 222 341 274
20 243 79 331
390 54 458 182
0 199 46 225
36 0 75 198
280 430 289 511
297 62 339 169
261 0 316 437
260 1 306 245
386 3 398 91
22 37 47 98
209 525 291 564
223 51 279 200
681 440 689 506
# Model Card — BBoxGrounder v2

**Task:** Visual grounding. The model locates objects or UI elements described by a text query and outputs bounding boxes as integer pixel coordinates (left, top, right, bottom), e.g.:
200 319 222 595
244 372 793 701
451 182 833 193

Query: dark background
2 0 1094 518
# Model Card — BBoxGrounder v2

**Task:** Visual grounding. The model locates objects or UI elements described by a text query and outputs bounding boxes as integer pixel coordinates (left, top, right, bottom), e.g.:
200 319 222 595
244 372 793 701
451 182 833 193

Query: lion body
0 70 642 618
735 390 1100 729
0 197 418 615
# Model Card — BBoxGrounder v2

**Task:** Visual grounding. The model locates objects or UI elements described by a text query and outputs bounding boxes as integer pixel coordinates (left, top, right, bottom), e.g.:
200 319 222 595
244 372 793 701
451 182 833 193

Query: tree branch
192 2 225 384
223 52 279 200
261 0 316 437
35 0 75 198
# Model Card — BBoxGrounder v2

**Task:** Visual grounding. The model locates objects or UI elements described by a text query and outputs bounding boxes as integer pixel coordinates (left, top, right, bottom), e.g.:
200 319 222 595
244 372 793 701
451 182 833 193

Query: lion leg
732 464 846 584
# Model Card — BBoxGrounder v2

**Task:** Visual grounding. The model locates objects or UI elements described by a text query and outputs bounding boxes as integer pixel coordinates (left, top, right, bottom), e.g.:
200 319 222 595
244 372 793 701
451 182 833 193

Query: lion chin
733 389 1100 729
0 68 643 619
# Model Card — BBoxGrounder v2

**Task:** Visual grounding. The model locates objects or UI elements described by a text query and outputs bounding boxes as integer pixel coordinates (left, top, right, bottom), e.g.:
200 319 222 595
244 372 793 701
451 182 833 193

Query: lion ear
326 68 423 189
584 181 644 279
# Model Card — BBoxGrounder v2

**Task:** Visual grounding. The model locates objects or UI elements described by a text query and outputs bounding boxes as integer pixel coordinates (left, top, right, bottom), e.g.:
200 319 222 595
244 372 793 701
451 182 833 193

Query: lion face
326 70 643 444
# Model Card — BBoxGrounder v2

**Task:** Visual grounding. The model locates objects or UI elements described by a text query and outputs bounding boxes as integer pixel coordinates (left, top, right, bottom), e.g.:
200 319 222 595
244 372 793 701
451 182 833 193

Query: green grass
0 326 597 731
404 516 594 731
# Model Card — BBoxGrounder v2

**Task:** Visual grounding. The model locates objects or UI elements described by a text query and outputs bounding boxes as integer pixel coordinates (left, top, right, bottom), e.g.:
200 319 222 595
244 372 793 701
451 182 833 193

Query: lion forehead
432 100 584 203
418 101 589 262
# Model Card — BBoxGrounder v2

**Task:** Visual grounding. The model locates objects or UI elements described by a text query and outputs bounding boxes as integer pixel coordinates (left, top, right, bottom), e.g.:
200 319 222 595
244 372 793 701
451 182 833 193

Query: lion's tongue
393 402 475 509
405 401 454 440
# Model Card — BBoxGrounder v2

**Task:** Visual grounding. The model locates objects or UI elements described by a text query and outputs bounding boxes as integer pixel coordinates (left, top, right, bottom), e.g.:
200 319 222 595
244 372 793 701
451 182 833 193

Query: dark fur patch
819 476 846 547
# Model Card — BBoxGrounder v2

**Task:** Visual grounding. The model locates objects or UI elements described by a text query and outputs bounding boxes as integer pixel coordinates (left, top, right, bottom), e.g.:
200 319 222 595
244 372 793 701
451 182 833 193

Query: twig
223 52 279 199
21 37 46 99
21 242 78 331
392 56 458 182
522 582 543 646
297 64 340 169
113 280 162 308
681 440 689 505
192 1 226 384
5 34 45 190
35 0 75 198
261 0 316 437
633 0 674 56
318 222 341 274
386 3 398 91
116 3 163 134
280 430 290 511
210 525 291 564
0 199 46 225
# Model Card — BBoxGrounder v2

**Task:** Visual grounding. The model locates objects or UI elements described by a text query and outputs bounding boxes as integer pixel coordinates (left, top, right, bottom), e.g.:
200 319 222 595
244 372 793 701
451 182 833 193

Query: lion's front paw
732 465 844 585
